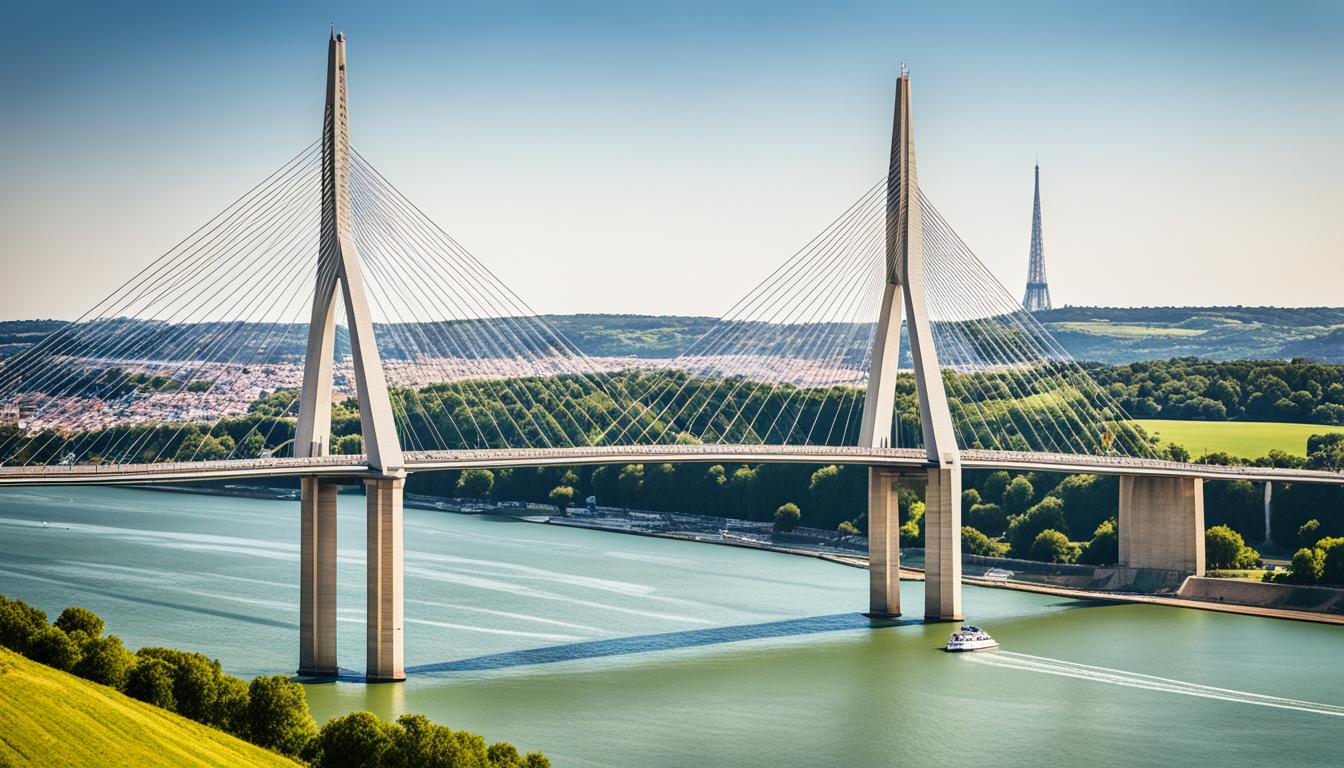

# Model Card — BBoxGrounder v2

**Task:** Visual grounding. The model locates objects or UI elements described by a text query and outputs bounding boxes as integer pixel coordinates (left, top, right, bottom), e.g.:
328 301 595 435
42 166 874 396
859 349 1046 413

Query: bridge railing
0 454 363 478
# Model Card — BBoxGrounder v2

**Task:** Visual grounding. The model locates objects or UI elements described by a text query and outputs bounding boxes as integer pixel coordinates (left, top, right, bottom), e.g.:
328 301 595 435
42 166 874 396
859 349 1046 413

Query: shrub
1298 519 1322 547
73 634 134 689
248 675 318 757
772 503 801 534
1205 525 1260 569
837 520 860 536
54 606 104 638
214 674 251 738
1028 529 1080 564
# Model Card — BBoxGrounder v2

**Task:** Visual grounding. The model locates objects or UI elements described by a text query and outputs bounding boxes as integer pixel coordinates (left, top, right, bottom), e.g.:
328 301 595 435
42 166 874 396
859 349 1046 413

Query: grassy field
1130 419 1344 459
0 648 297 768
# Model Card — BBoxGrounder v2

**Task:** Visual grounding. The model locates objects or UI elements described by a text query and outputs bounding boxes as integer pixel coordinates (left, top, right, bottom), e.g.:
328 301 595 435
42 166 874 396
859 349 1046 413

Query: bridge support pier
867 468 901 617
299 477 339 676
1119 476 1205 575
923 464 962 621
366 476 405 682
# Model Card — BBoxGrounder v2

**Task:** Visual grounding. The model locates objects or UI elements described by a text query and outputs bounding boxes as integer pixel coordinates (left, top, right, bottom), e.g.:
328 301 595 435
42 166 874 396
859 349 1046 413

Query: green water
1 486 1341 767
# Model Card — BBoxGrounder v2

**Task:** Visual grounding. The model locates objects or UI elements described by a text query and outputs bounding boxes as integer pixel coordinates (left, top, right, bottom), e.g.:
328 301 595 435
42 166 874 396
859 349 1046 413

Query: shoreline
543 516 1344 627
94 485 1344 628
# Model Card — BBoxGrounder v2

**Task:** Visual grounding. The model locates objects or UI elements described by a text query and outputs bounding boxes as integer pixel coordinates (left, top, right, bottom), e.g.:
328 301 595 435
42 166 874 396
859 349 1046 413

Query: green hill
0 647 298 768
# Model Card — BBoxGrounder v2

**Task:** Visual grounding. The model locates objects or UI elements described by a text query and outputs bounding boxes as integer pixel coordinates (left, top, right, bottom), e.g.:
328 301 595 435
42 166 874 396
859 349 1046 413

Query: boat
945 625 999 652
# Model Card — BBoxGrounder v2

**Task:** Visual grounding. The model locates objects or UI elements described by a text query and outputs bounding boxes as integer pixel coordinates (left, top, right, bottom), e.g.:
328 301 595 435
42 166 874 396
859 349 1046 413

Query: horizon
2 1 1342 321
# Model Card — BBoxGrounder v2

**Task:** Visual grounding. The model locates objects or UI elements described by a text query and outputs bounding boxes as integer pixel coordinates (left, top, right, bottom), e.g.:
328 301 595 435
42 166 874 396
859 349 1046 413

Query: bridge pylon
295 32 406 682
859 69 962 621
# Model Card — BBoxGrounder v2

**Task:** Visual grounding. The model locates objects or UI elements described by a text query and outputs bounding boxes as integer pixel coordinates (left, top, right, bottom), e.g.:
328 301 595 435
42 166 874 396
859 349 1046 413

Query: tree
55 606 104 638
73 634 133 689
456 469 494 499
773 503 801 534
0 595 48 655
1298 519 1322 547
317 711 398 768
1319 537 1344 585
1204 525 1260 569
1285 547 1325 584
1078 519 1119 565
837 520 860 536
1002 476 1035 517
127 658 176 710
1029 529 1079 564
136 647 222 724
900 501 926 547
962 526 1009 557
248 675 319 758
547 485 576 512
332 434 363 455
1007 497 1066 556
982 471 1011 504
965 503 1008 538
29 625 82 671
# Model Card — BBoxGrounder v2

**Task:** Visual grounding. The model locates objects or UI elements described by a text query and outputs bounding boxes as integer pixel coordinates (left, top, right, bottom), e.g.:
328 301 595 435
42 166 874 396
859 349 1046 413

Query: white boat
945 625 999 652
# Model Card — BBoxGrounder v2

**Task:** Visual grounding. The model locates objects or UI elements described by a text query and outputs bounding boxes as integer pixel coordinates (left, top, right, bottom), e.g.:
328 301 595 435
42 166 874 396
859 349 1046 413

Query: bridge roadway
0 445 1340 486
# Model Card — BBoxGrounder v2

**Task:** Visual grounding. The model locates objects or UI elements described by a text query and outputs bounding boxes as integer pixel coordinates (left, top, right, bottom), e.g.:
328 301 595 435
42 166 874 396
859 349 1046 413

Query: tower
1022 163 1052 312
296 32 406 683
858 68 962 621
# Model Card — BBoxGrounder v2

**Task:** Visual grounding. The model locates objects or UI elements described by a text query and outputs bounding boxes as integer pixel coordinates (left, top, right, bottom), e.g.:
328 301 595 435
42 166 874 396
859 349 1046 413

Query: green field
0 648 297 768
1130 419 1344 459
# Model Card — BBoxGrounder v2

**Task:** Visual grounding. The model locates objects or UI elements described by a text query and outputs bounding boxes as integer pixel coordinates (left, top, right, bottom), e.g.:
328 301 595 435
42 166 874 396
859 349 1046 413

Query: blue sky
2 1 1341 319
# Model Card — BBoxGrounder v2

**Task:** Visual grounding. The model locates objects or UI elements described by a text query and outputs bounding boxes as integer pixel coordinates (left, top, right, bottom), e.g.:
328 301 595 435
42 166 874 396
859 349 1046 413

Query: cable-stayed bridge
2 36 1340 680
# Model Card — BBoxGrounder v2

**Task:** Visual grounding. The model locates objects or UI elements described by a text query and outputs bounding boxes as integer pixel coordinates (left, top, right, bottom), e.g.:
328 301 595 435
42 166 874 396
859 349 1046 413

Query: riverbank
545 514 1344 626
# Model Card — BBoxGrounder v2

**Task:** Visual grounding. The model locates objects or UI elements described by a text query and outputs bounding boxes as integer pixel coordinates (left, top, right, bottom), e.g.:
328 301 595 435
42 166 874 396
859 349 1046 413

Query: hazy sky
2 1 1341 320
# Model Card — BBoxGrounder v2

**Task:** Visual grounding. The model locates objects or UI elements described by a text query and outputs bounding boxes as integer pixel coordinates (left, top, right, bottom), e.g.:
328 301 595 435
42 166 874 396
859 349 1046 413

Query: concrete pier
299 477 339 676
1119 475 1205 575
366 476 405 681
867 468 901 617
923 464 963 621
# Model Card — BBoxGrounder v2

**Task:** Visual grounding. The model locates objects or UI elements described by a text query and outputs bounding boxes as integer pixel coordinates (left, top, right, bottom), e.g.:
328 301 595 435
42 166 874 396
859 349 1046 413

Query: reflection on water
2 487 1342 768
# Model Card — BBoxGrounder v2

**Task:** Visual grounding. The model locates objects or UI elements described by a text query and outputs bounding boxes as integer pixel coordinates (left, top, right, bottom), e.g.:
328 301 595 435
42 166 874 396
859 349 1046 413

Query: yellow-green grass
1053 321 1207 338
0 648 297 768
1130 419 1344 459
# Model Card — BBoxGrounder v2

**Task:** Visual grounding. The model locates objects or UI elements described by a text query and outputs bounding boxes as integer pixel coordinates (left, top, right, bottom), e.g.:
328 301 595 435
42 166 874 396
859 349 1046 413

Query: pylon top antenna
900 62 909 78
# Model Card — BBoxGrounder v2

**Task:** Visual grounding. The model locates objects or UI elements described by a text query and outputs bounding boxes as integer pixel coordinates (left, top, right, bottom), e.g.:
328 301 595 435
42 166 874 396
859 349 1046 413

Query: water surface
1 487 1340 767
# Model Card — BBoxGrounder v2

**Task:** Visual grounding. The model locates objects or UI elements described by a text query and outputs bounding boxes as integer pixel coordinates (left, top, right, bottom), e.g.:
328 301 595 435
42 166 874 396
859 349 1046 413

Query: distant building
1022 163 1053 312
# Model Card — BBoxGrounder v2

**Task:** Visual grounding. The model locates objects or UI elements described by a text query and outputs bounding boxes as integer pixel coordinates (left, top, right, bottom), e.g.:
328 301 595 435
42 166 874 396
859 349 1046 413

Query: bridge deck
0 445 1339 486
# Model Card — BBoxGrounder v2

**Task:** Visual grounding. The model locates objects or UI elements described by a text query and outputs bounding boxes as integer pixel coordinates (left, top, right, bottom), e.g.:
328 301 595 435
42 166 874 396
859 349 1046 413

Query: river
1 486 1341 767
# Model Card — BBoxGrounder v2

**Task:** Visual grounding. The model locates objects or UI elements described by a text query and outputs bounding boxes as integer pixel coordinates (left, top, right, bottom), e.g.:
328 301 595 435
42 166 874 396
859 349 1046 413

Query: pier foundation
867 468 901 617
1119 475 1205 575
299 477 339 676
366 476 405 682
923 464 963 621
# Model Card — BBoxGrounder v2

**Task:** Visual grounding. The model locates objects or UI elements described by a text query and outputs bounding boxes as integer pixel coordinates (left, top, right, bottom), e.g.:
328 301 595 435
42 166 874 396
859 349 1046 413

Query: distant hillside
0 647 297 768
1035 306 1344 364
2 306 1340 365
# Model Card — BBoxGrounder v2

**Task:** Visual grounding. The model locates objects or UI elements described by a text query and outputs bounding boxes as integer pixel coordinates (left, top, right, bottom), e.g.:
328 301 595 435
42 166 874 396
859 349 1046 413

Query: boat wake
963 651 1344 718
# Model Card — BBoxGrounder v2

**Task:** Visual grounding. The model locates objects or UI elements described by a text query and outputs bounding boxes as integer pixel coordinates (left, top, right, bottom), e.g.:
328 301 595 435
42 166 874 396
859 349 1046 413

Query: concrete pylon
867 468 901 617
295 33 407 683
857 68 962 621
1118 476 1205 576
293 32 403 473
298 477 338 676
